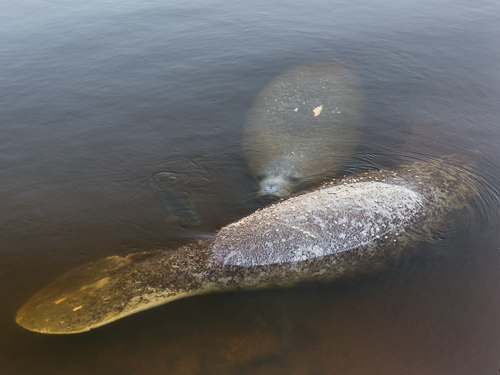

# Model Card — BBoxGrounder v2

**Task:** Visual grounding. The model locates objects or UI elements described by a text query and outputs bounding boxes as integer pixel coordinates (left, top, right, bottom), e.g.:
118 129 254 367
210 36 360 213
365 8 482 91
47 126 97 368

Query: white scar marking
292 226 316 238
210 182 425 266
313 105 323 116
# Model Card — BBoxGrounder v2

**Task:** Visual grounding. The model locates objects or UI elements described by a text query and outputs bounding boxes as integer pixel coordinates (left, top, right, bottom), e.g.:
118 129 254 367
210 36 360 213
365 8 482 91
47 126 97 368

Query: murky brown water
2 0 500 373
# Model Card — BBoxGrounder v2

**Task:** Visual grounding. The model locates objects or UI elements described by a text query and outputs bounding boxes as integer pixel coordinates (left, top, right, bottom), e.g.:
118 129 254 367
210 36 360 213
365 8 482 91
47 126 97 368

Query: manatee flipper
16 156 479 334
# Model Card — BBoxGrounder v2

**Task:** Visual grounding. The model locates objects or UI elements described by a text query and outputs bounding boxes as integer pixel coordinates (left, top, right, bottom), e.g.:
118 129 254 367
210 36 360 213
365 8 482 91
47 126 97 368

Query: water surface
1 0 500 373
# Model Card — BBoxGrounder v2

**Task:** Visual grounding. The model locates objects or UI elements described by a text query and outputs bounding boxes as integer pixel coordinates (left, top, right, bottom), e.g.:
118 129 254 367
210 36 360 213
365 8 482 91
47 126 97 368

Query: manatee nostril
261 183 279 194
258 180 291 198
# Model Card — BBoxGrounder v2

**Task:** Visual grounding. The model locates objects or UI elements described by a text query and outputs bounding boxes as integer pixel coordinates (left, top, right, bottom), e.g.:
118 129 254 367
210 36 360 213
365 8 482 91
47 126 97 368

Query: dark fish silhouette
155 182 201 227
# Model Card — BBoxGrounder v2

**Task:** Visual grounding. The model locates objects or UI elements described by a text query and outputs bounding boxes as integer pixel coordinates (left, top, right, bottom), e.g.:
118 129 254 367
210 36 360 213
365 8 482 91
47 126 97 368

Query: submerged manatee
16 155 479 334
243 62 364 197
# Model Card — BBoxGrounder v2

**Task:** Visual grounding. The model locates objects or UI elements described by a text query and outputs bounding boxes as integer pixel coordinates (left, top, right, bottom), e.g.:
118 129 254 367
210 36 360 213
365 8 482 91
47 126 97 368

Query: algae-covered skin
16 156 479 334
243 62 364 197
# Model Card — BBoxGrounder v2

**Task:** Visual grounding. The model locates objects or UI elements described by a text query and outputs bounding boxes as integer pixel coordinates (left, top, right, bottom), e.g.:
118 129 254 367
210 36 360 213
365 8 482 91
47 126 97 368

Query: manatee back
243 62 365 188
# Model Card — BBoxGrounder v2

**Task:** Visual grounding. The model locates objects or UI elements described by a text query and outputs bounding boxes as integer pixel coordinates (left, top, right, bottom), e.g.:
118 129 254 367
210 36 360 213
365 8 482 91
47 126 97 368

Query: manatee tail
15 239 228 334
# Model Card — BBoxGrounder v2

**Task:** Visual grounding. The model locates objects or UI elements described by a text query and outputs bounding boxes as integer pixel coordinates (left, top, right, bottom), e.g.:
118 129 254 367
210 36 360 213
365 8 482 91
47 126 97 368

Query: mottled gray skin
243 62 364 197
16 156 479 334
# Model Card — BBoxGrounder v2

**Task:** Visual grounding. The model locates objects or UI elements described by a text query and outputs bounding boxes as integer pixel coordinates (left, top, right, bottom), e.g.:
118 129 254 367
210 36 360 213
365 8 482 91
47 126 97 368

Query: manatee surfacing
211 182 424 266
243 62 365 197
15 155 480 334
256 156 304 197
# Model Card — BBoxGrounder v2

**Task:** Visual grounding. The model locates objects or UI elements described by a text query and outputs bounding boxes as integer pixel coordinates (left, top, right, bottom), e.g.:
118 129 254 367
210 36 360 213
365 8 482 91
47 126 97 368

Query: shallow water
1 0 500 373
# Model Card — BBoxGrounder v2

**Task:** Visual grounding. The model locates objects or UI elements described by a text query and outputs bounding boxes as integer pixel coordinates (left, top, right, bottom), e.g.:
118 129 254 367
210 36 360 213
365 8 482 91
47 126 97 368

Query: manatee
243 62 364 197
15 155 479 334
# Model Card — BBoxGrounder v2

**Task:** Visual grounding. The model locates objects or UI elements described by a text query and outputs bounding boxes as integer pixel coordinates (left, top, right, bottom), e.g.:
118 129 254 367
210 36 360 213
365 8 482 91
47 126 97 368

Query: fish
155 182 201 227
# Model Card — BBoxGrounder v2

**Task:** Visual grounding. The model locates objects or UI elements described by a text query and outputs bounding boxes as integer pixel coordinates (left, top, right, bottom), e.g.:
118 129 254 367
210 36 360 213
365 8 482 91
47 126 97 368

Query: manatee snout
258 176 293 197
255 157 303 198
